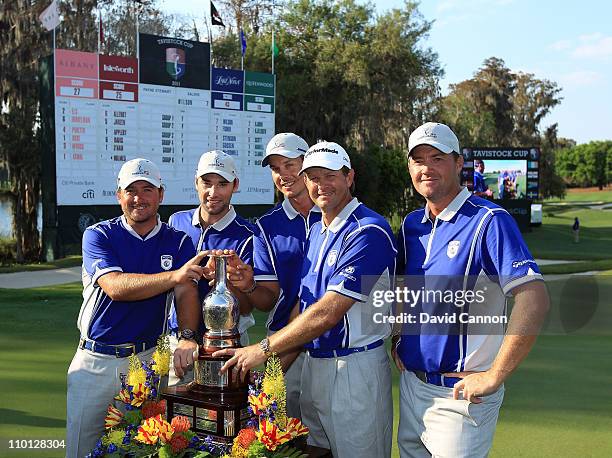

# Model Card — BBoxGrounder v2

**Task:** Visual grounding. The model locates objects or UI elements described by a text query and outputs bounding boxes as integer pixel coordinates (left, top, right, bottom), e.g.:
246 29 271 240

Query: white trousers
398 371 504 458
65 346 155 458
300 345 393 458
284 350 305 419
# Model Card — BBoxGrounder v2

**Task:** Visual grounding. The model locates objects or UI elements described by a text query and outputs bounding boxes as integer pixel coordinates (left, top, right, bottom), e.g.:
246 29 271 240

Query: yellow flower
230 437 249 458
256 419 291 451
127 354 147 387
130 383 151 407
134 414 174 445
152 335 171 377
262 355 287 428
115 388 131 405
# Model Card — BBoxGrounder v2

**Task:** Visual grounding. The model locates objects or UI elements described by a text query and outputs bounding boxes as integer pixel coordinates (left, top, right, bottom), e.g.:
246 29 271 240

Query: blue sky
158 0 611 144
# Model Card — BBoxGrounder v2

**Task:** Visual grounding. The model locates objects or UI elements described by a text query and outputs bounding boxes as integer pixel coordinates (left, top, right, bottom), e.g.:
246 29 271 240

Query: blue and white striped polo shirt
396 187 543 374
253 199 322 331
79 216 194 344
299 198 397 350
167 206 256 330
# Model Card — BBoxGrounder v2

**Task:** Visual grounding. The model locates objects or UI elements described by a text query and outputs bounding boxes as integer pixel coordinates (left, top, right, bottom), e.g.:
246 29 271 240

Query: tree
539 124 567 199
440 57 562 147
0 0 50 262
556 141 612 189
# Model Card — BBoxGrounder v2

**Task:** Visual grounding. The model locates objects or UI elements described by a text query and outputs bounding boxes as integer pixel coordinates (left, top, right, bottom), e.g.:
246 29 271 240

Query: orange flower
104 405 123 429
285 418 309 439
248 392 271 416
256 419 291 451
170 415 191 433
236 427 257 448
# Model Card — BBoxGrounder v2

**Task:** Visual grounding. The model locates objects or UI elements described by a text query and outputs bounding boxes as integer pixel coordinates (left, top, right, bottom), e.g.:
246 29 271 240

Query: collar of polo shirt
282 198 322 220
191 205 237 231
320 197 360 234
120 215 162 241
421 187 471 224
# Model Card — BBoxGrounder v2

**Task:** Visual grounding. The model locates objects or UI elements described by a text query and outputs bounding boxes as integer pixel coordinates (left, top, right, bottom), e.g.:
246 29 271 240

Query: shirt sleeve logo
327 250 338 266
161 255 173 271
447 240 460 258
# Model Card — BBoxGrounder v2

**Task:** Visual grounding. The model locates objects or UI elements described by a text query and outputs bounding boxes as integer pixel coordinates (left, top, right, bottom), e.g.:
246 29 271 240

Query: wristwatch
259 337 274 358
178 328 196 341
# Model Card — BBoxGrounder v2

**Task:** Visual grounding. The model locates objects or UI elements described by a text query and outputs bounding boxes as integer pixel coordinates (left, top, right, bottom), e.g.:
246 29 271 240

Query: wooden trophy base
162 383 251 446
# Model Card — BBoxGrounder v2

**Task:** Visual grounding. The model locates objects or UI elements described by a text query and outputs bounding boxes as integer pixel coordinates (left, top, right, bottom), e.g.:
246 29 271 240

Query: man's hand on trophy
213 345 266 383
173 339 199 378
172 251 208 285
203 249 237 286
226 256 254 292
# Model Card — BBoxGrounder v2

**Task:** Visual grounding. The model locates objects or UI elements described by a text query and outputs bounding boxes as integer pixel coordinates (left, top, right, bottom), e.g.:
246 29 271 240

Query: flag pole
135 1 140 59
271 29 275 74
97 9 100 54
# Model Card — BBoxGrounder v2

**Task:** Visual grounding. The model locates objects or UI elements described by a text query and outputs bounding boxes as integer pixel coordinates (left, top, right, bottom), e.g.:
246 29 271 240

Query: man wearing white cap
225 132 321 418
215 141 397 458
66 158 206 457
166 150 257 386
394 122 549 457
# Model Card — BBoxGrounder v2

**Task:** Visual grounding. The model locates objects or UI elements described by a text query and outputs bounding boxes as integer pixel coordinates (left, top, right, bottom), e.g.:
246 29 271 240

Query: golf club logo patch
327 250 338 266
161 255 173 271
447 240 460 259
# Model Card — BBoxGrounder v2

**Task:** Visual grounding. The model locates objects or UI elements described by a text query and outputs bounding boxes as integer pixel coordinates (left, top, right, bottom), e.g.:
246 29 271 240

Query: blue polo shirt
79 216 194 345
299 198 397 350
396 187 543 374
167 206 256 330
253 199 322 331
473 170 487 193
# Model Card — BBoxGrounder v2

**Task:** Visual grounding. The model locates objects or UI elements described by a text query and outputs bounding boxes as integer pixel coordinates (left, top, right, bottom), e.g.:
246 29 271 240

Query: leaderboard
54 34 275 206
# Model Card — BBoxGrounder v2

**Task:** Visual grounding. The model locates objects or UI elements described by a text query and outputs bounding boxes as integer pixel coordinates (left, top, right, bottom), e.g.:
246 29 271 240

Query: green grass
524 204 612 261
546 188 612 204
0 256 82 274
1 277 612 457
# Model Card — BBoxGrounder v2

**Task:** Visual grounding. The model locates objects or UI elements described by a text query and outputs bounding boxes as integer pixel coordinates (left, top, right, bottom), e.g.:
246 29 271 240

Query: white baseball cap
408 122 460 156
196 150 238 182
262 132 309 167
117 158 163 189
299 141 351 175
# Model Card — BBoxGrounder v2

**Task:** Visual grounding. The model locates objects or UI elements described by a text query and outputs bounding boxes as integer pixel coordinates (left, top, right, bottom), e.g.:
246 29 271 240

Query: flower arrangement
224 356 309 458
88 338 308 458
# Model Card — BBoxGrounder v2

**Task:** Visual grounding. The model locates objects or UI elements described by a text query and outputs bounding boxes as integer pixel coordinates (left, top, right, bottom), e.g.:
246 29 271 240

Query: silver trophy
193 254 244 390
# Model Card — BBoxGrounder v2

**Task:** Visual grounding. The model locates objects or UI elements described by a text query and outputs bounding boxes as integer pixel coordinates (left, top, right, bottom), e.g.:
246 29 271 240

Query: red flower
257 419 292 451
237 427 257 448
170 415 191 433
169 434 189 454
142 399 167 419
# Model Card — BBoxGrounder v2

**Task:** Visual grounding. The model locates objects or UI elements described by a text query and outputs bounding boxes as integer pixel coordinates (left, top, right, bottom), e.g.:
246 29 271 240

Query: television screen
473 159 527 200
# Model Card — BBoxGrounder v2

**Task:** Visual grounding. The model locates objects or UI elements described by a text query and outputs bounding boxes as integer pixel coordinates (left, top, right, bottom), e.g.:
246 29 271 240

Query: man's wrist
241 280 257 295
259 337 274 359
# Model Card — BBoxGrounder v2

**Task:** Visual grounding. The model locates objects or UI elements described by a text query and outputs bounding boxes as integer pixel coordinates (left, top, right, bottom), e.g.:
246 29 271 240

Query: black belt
412 370 462 389
79 337 157 358
308 339 384 358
